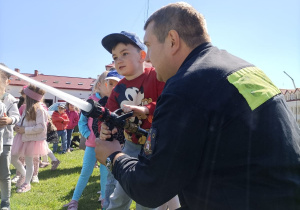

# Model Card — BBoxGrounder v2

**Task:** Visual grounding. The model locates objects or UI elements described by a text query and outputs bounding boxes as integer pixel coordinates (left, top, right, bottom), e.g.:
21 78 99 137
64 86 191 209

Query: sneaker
16 175 25 188
94 163 99 168
16 183 31 193
51 159 61 170
31 175 39 183
59 151 66 154
63 200 78 210
1 200 10 210
101 199 106 210
11 175 20 184
39 162 50 168
66 148 71 153
98 192 102 202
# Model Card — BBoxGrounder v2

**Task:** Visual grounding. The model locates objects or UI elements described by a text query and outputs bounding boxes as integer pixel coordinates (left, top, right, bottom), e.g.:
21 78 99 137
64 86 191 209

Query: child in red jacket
51 103 69 154
65 103 79 152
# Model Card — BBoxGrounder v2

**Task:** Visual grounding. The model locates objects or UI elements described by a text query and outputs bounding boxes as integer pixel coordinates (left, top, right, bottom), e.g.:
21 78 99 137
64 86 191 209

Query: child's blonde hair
92 71 109 94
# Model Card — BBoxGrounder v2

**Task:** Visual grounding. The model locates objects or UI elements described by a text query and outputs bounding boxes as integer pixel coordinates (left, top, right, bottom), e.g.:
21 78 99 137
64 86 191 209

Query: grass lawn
9 146 136 210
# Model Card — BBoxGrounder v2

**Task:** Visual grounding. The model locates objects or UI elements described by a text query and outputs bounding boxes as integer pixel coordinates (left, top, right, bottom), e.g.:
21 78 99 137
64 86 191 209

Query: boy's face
112 43 144 80
106 79 119 96
58 107 66 114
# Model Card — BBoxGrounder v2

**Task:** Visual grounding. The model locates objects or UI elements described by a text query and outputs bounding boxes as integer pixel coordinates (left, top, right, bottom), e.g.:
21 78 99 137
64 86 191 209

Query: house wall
286 100 300 126
283 89 300 127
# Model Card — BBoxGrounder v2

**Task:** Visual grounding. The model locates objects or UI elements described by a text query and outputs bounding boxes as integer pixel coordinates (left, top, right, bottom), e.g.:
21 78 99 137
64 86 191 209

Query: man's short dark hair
144 2 211 49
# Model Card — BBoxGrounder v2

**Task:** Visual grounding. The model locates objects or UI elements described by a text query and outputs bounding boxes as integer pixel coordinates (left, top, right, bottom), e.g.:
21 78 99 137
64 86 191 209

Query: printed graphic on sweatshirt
114 83 152 144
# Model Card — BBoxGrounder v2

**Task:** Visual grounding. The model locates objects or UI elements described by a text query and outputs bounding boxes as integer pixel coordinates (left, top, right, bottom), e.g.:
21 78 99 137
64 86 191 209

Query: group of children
0 64 81 209
0 30 181 210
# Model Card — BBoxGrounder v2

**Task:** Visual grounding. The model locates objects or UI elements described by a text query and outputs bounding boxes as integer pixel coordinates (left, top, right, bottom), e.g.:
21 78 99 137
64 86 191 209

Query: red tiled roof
280 88 299 94
280 89 287 94
9 72 96 91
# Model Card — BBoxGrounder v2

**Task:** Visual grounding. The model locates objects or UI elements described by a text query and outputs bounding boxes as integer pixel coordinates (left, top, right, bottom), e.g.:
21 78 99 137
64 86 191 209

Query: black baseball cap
102 31 145 54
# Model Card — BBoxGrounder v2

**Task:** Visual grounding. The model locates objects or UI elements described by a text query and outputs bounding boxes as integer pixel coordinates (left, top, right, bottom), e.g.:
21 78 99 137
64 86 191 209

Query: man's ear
7 79 11 85
168 30 180 55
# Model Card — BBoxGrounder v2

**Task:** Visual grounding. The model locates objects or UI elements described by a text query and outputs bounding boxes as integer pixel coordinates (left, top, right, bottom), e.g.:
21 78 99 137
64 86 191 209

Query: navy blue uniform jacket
113 43 300 210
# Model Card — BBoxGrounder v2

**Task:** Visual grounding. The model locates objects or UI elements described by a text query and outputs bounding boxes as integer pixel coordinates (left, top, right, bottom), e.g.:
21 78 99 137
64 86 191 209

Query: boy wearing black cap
100 31 165 210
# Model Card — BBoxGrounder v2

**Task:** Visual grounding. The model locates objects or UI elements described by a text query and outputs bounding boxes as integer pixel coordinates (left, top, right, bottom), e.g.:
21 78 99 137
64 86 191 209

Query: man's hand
95 138 122 164
0 113 12 127
122 104 149 119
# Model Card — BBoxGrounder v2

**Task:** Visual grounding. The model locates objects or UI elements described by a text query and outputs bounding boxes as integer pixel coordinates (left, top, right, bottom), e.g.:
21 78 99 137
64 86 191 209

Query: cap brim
105 76 121 82
102 33 138 54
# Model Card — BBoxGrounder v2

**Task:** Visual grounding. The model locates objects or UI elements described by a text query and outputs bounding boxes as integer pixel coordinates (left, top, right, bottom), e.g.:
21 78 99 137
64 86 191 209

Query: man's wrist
113 152 125 165
106 151 122 172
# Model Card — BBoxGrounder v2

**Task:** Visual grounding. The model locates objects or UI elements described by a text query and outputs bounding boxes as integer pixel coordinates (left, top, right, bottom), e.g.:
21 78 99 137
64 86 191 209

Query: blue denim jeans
66 129 73 149
53 130 67 153
103 170 117 209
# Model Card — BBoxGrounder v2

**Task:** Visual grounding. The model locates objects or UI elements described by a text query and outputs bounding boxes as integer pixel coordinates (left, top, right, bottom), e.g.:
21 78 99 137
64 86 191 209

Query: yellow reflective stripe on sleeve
227 67 281 111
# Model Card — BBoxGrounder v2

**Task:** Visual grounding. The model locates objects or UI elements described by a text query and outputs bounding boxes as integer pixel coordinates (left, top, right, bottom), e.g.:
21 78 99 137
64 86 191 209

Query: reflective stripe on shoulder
227 67 280 111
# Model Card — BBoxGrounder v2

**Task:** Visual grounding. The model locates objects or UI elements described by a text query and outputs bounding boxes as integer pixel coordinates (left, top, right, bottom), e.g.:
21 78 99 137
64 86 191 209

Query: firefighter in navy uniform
95 3 300 210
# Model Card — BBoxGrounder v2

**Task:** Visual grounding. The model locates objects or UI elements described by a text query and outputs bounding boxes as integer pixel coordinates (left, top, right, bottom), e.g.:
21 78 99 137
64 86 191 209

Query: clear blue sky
1 0 299 89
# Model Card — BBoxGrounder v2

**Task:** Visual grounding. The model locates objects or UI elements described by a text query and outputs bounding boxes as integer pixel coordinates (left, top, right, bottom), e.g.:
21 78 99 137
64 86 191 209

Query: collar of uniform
180 42 212 69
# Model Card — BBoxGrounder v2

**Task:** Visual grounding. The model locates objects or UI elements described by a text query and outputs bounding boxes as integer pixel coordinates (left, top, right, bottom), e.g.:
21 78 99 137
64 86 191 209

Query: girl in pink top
66 103 79 152
64 70 111 209
11 85 48 193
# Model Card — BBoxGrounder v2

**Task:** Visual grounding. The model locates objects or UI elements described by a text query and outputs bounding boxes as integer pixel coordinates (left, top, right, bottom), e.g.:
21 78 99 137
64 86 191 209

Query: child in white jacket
0 102 5 155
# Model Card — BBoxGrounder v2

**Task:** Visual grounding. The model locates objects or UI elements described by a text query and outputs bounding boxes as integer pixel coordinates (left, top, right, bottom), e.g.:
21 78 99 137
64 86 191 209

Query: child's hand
99 122 117 141
122 104 149 119
0 113 12 126
15 125 25 134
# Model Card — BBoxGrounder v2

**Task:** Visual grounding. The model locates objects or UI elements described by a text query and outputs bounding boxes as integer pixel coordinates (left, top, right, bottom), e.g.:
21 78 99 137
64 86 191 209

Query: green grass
10 146 136 210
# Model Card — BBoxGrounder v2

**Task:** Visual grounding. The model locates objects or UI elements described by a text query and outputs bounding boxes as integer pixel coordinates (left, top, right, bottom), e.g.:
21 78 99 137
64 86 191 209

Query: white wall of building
286 100 300 126
6 85 92 105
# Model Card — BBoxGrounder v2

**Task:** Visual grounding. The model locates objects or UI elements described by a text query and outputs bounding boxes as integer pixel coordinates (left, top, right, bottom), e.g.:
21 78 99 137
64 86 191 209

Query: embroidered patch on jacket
144 128 156 155
227 67 281 110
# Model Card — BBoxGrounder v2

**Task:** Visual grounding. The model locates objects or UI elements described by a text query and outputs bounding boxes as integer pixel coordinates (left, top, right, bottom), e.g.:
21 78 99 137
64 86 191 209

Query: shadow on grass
58 174 101 210
38 166 82 180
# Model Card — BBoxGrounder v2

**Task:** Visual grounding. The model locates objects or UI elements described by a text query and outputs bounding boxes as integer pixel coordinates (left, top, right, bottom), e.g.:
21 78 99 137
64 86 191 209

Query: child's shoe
97 192 102 202
1 200 10 210
16 175 25 188
51 159 61 170
11 175 20 184
39 161 50 168
63 200 78 210
16 183 31 193
94 163 99 168
31 175 39 183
